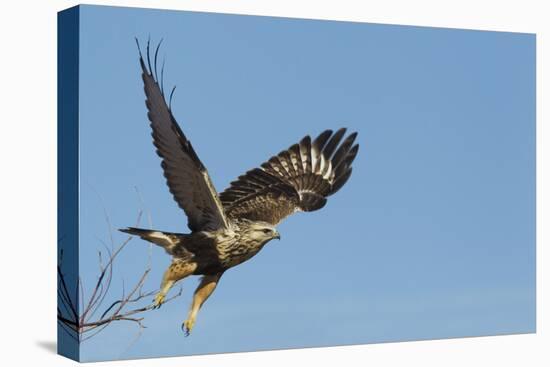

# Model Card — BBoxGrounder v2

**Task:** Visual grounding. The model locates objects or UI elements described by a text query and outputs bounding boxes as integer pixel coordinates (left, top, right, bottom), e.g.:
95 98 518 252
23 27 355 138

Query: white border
0 1 545 366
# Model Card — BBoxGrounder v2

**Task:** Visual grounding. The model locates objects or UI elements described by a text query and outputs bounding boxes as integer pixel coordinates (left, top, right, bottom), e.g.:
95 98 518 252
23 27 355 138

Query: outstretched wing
137 40 229 232
220 129 359 225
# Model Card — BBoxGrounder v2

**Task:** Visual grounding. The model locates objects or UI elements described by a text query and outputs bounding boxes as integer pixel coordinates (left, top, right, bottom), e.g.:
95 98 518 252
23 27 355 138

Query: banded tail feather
119 227 184 255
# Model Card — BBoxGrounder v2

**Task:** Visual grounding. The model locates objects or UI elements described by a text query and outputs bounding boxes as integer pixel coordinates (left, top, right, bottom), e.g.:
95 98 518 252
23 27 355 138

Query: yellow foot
152 293 165 309
182 318 195 336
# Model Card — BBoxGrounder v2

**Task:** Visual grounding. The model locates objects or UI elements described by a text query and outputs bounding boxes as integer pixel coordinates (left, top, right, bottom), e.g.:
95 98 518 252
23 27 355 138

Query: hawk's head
242 221 281 246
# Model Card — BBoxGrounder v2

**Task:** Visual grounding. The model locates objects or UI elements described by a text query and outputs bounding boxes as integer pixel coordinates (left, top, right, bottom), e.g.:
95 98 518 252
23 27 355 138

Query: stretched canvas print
57 4 536 362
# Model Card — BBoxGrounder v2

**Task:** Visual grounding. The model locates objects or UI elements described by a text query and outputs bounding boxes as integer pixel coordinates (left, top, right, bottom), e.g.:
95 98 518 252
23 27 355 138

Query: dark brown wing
220 129 359 225
138 40 229 232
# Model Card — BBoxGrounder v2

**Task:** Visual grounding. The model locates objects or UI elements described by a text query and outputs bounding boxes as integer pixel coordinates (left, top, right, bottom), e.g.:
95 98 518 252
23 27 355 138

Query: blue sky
75 5 535 362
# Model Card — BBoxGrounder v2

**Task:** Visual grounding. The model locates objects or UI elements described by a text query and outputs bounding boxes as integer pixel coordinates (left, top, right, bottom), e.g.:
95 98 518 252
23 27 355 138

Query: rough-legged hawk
121 40 359 335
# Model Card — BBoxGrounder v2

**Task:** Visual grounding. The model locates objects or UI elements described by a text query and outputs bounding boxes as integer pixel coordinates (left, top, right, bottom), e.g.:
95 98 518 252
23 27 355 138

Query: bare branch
57 190 180 344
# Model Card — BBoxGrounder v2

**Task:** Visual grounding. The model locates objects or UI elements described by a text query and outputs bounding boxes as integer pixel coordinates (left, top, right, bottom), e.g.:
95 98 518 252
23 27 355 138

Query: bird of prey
120 41 359 335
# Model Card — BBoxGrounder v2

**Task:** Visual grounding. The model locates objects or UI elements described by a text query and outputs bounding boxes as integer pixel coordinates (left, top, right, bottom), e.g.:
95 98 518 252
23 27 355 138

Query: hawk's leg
153 260 197 309
182 272 222 336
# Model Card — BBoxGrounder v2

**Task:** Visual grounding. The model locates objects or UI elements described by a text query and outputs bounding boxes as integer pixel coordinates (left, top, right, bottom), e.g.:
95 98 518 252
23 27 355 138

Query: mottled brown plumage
120 40 359 335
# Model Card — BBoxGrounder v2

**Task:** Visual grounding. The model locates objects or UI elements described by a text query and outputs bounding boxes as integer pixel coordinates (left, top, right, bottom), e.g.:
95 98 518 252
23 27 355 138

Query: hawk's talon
182 318 194 336
152 293 165 309
181 322 190 337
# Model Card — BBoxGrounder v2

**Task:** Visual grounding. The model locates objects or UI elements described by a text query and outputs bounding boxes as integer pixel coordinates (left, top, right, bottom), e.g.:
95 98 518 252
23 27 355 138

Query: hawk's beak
274 232 281 240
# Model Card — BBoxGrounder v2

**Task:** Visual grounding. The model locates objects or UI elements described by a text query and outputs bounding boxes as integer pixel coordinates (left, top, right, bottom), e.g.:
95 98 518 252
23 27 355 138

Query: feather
331 167 353 195
332 132 358 171
322 128 346 159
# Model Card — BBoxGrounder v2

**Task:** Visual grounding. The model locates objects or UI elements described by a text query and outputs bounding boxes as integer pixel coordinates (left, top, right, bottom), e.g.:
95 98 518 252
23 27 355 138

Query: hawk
121 41 359 335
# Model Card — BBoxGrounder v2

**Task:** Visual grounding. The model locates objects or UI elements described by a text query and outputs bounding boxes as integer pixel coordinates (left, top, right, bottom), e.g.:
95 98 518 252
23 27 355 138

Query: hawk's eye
262 228 272 234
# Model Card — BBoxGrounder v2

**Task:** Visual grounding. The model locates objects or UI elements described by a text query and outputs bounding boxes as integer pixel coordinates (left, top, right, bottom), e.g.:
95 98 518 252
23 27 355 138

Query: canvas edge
57 4 81 362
